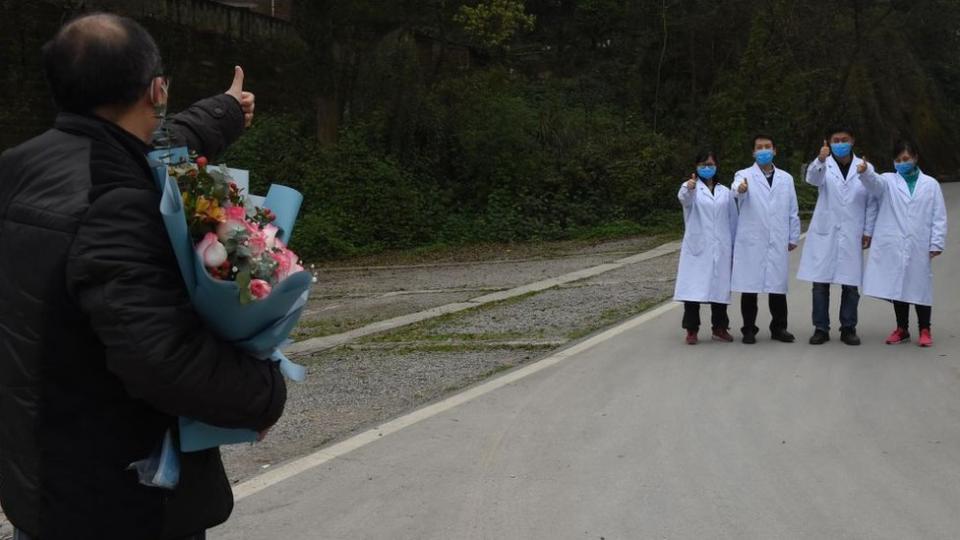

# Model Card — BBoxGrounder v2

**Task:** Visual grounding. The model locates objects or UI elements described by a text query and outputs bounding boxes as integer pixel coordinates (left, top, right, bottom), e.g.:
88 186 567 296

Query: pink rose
271 247 303 281
195 232 227 268
225 206 247 221
218 207 259 242
270 250 291 280
248 231 268 257
250 279 272 299
262 224 280 250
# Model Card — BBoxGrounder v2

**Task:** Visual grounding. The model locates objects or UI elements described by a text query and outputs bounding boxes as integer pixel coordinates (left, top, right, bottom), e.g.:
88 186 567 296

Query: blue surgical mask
697 166 717 180
831 142 852 158
754 149 775 166
895 160 916 176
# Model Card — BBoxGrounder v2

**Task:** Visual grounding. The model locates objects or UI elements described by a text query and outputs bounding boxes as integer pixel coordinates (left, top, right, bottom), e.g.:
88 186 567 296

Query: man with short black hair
797 127 878 345
731 134 801 344
0 13 281 540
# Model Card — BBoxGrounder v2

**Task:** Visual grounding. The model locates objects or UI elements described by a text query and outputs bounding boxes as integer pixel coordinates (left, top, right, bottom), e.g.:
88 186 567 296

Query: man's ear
149 77 168 108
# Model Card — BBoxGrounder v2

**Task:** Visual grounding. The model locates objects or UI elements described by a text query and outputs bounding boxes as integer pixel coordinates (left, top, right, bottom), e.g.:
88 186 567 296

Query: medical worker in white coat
797 127 879 346
674 150 738 345
731 134 801 344
857 140 947 347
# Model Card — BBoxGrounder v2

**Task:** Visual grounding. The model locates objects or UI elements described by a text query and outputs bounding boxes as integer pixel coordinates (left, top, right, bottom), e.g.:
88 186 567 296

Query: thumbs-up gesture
818 139 830 163
686 173 697 191
857 157 869 174
738 177 749 194
225 66 256 128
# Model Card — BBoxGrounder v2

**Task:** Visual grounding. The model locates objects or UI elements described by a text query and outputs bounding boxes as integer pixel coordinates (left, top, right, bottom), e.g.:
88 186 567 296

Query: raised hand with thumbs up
818 139 830 163
857 156 869 174
225 66 255 128
737 177 749 194
686 173 697 191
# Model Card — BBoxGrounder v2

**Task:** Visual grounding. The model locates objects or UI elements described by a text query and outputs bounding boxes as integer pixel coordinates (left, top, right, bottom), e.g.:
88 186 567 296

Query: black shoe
840 328 861 346
742 331 757 344
809 329 830 345
771 329 795 343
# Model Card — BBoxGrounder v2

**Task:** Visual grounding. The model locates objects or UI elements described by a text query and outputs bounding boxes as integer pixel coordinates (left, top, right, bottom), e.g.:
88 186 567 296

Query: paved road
215 184 960 540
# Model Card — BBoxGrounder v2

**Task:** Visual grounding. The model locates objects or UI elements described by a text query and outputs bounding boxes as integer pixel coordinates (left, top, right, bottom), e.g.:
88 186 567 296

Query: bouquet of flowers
172 154 304 303
129 146 311 489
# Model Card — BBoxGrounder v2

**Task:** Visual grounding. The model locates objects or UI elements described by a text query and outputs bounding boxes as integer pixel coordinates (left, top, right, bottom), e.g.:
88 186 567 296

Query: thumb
228 65 244 95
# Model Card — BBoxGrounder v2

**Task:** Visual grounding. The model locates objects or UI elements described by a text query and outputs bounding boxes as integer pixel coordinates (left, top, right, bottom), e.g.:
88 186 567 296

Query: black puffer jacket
0 95 286 540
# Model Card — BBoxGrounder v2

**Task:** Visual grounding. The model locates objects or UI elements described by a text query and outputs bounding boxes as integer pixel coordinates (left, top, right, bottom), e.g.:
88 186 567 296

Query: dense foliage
194 1 960 258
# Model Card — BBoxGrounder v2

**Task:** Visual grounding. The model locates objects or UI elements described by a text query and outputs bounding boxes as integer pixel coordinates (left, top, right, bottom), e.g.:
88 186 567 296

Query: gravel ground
223 242 681 484
421 254 679 340
291 290 479 341
317 236 667 269
221 346 541 483
298 236 669 339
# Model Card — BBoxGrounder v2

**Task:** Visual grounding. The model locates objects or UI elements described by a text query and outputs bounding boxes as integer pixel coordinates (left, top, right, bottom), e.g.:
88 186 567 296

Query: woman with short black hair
674 150 738 344
857 140 948 347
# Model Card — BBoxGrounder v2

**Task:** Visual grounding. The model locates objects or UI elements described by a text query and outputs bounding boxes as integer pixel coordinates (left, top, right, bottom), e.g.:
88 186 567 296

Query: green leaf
236 267 253 305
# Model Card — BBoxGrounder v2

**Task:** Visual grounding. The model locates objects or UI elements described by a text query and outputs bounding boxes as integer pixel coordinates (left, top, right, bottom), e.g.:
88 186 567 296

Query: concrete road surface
215 184 960 540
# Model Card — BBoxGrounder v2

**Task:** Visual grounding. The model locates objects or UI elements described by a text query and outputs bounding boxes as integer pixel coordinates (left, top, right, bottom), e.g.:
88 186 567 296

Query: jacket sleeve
678 182 697 208
863 194 879 237
66 185 286 431
931 183 948 252
728 190 739 242
857 164 885 197
788 178 801 245
806 158 827 187
165 94 245 161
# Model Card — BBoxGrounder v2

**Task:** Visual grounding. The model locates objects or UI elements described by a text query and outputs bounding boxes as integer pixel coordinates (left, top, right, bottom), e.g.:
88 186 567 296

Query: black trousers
893 301 932 331
682 302 729 331
740 293 788 334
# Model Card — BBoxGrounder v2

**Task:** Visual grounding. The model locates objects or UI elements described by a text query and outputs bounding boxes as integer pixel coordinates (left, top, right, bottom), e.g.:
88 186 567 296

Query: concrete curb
285 241 681 356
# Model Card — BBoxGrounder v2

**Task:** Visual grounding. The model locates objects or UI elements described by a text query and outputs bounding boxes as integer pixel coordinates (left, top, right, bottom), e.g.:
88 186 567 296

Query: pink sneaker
918 328 933 347
885 327 910 345
686 330 698 345
712 328 734 342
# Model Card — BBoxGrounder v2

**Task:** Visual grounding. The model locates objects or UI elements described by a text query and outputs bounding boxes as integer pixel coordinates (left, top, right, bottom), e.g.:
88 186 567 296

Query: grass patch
293 316 381 340
565 296 669 340
364 290 545 343
388 341 558 355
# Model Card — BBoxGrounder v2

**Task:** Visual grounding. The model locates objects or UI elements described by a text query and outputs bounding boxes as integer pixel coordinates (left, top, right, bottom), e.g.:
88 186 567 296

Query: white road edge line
235 233 808 500
233 300 681 501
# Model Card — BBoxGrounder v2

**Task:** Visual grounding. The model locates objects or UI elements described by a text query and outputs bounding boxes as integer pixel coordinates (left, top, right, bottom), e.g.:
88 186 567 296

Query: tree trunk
653 0 669 134
316 95 339 145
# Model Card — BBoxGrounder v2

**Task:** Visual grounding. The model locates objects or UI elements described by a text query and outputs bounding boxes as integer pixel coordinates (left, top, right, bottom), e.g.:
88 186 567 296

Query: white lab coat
730 164 801 294
674 179 738 304
859 166 948 306
797 155 879 286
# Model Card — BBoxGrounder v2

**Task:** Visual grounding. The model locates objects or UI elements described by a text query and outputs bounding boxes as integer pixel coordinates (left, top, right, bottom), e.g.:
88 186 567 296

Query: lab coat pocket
683 234 705 256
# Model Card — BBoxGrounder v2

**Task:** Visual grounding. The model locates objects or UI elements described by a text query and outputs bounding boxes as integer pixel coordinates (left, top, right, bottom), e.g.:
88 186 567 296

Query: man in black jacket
0 13 285 540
